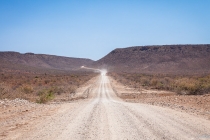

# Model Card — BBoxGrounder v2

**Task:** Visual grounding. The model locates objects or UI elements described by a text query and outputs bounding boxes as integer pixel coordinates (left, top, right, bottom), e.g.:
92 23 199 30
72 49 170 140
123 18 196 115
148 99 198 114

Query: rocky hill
93 45 210 74
0 52 94 73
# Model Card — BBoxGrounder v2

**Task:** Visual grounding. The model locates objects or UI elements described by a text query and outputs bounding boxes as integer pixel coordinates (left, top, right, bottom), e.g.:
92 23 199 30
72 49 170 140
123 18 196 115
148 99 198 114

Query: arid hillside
0 52 94 72
93 44 210 74
0 52 97 102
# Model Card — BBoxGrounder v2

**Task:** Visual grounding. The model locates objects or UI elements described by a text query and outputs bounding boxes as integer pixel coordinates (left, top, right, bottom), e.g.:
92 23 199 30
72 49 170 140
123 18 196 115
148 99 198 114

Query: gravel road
3 73 210 140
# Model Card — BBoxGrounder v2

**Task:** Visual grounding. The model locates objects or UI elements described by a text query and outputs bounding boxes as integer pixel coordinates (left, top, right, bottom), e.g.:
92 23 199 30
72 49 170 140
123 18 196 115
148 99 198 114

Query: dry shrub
36 89 55 103
109 72 210 95
141 78 150 86
0 83 10 99
0 72 97 101
19 85 34 94
68 86 76 94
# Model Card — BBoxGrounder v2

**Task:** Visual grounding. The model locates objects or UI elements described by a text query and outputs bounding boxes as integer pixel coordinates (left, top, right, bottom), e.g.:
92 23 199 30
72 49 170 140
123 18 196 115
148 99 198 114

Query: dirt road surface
1 73 210 140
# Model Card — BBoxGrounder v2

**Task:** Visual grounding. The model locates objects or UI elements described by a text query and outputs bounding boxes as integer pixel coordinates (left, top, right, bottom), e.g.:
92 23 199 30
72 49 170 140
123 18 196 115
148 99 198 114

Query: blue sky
0 0 210 60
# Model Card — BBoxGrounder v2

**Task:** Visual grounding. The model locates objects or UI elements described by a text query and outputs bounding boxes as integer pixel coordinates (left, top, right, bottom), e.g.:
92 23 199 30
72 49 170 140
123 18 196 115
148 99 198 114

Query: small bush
0 84 9 99
20 85 34 94
36 89 55 103
141 78 150 86
68 86 76 94
50 86 64 95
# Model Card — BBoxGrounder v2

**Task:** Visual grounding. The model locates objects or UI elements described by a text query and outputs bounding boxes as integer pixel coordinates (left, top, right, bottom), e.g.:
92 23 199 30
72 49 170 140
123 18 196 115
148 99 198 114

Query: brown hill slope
0 52 93 73
93 45 210 74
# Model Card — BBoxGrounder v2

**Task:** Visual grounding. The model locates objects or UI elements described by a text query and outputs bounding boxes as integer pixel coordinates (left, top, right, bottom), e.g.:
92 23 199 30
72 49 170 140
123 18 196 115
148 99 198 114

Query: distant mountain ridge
0 51 94 72
93 44 210 74
1 44 210 74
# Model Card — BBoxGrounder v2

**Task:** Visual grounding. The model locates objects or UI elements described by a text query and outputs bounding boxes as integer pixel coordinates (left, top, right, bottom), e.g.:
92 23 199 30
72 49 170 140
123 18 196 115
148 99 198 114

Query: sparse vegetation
20 85 34 94
36 89 55 103
109 72 210 95
0 72 97 103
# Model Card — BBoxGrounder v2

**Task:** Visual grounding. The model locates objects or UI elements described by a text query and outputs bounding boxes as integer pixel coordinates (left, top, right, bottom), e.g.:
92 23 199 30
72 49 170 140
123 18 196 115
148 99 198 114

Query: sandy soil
1 74 210 140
